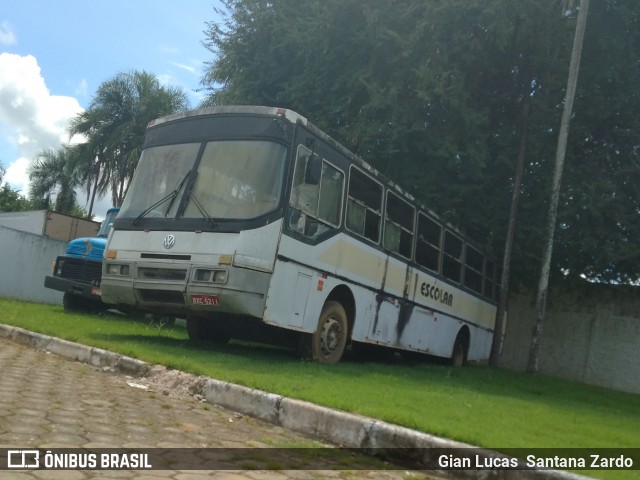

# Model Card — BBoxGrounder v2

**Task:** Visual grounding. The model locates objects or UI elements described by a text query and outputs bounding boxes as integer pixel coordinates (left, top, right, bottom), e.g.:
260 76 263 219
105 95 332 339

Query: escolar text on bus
420 282 454 307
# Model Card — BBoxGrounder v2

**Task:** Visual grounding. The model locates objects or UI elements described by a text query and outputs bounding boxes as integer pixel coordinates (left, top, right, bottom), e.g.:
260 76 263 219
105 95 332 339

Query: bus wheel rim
320 317 342 354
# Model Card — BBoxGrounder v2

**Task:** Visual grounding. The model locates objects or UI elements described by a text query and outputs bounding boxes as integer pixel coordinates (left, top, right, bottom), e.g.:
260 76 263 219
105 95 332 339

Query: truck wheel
311 301 348 364
63 293 85 312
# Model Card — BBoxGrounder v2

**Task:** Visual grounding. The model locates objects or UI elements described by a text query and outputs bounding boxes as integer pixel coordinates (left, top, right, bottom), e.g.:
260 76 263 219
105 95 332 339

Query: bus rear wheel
451 334 468 367
311 301 348 364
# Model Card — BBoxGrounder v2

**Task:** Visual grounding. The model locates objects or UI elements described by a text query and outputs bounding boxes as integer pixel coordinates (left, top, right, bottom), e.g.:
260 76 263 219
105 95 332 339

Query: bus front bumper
101 267 271 319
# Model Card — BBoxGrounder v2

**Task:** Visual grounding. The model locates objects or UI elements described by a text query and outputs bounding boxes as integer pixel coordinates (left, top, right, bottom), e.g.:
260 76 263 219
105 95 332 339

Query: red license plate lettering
191 294 220 306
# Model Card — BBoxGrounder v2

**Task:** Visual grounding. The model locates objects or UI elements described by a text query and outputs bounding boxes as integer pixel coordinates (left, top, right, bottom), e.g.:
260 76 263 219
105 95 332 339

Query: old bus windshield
119 140 287 221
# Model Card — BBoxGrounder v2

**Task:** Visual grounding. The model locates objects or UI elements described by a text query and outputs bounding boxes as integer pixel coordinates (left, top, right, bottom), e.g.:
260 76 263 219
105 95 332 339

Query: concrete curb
0 324 591 480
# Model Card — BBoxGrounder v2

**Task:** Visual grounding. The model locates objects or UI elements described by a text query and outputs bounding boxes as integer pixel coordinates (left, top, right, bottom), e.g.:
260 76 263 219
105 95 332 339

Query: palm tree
28 146 82 214
69 71 189 210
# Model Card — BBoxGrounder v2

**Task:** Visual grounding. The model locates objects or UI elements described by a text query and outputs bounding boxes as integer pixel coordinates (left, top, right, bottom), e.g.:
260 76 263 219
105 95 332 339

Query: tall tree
28 146 82 214
69 71 189 209
201 0 640 286
553 0 640 283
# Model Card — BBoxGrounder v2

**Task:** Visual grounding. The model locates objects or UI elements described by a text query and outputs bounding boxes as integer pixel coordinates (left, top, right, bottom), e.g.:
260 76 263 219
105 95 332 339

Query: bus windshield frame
115 113 292 231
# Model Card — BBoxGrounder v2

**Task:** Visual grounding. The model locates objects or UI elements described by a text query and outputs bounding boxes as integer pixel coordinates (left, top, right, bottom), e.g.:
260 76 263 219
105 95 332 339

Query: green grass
1 298 639 479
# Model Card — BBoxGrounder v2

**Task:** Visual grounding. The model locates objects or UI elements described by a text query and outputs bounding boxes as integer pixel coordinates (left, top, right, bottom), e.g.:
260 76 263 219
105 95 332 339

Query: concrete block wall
0 225 65 305
500 286 640 395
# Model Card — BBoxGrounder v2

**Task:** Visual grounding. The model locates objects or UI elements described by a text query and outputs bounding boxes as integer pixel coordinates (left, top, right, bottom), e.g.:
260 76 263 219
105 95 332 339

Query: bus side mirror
304 154 322 185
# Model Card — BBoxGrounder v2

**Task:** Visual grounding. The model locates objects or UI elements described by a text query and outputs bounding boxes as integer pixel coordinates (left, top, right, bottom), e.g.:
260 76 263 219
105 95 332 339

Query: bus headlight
194 269 211 282
107 263 130 276
193 268 227 284
212 270 227 283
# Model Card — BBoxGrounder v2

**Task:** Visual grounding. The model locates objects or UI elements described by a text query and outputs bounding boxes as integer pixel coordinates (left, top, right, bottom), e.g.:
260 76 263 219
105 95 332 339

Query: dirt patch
128 364 210 401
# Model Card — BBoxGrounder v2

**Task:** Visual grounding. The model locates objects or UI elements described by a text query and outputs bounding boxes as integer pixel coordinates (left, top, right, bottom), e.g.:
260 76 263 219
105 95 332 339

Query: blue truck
44 207 119 311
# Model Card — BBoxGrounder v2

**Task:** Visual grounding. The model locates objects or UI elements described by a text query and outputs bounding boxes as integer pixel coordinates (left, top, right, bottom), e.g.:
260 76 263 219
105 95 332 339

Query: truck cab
44 208 119 311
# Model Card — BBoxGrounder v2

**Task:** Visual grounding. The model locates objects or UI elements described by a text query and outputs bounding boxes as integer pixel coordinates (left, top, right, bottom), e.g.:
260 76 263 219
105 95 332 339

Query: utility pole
527 0 590 373
490 100 530 366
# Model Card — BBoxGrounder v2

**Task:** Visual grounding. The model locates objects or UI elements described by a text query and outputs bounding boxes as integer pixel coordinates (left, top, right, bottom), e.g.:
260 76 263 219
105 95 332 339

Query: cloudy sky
0 1 220 218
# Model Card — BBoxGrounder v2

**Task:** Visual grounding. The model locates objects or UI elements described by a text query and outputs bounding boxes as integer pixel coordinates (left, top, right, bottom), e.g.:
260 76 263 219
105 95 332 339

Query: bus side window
289 145 344 238
383 191 415 259
346 168 382 243
442 231 463 283
291 148 320 216
416 213 442 273
464 245 484 294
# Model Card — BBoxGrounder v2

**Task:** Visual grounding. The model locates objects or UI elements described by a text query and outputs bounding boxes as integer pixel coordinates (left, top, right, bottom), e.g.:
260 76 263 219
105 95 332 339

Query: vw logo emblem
163 234 176 249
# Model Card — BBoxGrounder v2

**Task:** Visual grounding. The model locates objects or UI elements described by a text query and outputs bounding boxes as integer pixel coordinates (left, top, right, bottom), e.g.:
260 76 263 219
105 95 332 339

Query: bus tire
208 320 232 344
187 317 231 344
451 335 467 367
186 317 208 341
311 301 348 364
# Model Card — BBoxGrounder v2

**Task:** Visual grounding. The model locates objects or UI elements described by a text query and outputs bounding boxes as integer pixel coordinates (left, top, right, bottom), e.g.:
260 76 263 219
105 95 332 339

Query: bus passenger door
290 271 312 327
264 260 311 329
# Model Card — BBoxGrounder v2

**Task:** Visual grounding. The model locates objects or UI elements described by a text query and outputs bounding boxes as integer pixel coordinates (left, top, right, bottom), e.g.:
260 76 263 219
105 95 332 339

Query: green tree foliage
0 184 34 212
68 71 190 210
28 146 82 214
202 0 640 284
554 0 640 283
0 163 34 212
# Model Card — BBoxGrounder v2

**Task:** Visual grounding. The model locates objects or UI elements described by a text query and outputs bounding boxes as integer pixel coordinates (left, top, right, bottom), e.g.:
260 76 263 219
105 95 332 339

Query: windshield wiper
133 170 191 225
188 191 217 227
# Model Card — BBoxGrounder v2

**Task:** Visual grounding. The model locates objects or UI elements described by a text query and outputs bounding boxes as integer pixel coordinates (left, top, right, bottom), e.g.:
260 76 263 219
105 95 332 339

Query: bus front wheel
311 301 348 364
187 317 231 344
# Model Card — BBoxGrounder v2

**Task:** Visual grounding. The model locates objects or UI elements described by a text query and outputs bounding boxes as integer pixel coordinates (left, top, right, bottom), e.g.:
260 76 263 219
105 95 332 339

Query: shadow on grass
88 332 300 363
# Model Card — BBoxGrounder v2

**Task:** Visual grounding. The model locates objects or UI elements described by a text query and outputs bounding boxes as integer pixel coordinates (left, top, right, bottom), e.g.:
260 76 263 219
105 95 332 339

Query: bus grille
137 267 187 281
137 289 185 305
59 258 102 284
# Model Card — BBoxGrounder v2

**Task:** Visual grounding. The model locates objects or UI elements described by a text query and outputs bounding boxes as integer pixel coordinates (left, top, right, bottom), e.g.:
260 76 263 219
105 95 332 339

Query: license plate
190 294 220 306
91 287 101 296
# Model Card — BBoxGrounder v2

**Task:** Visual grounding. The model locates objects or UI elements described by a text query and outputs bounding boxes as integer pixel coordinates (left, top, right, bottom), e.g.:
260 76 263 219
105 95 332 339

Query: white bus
101 106 498 364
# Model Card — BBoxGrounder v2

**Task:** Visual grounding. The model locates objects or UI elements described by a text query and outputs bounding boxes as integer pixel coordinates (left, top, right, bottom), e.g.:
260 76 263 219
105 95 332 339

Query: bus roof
147 105 309 129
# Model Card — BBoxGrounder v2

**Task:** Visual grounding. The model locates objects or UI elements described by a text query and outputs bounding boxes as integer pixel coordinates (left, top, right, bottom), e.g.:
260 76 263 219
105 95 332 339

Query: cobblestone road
0 338 437 480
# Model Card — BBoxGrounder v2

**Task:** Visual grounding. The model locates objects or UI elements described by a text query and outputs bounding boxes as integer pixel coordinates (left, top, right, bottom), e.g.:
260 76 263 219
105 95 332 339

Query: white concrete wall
0 210 47 236
0 225 65 305
500 288 640 395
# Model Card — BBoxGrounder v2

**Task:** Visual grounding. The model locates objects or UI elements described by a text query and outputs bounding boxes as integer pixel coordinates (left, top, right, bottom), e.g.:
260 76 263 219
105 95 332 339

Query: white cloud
4 157 29 188
0 53 83 194
170 61 198 75
0 21 16 46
